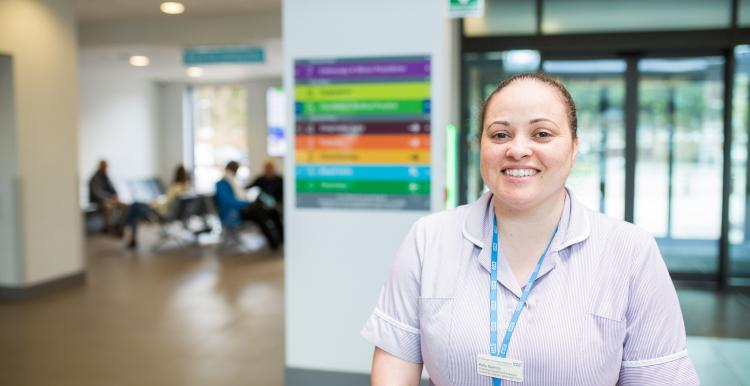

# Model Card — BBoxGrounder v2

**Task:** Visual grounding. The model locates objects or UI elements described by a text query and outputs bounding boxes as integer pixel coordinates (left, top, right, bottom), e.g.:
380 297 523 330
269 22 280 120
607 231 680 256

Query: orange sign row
295 134 430 150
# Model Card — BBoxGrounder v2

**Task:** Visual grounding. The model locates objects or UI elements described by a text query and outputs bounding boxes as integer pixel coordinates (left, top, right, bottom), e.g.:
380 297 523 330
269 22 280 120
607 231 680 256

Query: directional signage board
295 56 431 210
183 46 265 65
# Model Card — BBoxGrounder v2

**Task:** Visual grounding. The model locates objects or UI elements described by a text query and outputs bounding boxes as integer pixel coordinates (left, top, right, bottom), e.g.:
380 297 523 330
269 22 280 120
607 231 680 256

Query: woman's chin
492 192 538 213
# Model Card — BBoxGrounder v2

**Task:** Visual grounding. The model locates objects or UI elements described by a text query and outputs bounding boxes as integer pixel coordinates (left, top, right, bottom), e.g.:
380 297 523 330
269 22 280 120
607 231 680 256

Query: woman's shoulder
579 206 661 271
586 208 655 245
412 197 482 234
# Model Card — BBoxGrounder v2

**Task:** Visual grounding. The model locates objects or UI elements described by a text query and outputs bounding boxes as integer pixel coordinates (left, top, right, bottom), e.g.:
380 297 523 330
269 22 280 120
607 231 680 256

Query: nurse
361 72 699 385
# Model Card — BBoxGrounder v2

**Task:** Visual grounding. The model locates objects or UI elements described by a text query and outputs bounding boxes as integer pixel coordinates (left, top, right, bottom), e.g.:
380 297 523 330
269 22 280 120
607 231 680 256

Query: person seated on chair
247 159 284 239
88 159 128 236
152 165 212 235
247 159 283 207
215 161 282 250
121 201 159 249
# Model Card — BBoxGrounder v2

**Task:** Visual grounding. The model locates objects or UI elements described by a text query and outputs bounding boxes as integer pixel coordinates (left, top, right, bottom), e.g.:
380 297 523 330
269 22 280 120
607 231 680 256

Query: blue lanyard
489 215 559 386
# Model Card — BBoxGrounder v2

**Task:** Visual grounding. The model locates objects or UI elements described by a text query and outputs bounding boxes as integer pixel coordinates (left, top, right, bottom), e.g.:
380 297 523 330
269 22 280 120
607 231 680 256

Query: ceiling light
129 55 150 67
186 67 203 78
160 2 185 15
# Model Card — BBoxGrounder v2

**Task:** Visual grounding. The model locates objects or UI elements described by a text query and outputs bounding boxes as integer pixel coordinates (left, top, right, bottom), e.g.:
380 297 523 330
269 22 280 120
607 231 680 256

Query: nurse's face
480 79 578 213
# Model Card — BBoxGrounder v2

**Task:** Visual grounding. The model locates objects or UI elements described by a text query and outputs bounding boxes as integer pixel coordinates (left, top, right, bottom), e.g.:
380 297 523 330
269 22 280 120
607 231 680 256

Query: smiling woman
479 75 578 215
362 72 700 386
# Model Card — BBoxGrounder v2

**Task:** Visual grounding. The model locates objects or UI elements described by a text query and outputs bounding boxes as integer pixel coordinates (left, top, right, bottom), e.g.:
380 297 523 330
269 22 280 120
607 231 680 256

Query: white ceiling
76 1 283 82
75 0 280 22
79 40 283 83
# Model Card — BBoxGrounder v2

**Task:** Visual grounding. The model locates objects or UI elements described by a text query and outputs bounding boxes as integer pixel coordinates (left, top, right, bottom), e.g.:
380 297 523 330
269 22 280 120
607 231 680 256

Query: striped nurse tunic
361 189 699 385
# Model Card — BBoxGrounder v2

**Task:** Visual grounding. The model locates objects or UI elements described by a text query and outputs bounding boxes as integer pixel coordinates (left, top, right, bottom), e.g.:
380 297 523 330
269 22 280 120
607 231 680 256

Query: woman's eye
491 132 509 139
535 131 551 138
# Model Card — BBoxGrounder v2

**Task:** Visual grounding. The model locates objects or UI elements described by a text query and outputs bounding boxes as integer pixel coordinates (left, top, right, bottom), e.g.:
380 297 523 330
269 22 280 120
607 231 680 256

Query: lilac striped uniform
361 189 699 385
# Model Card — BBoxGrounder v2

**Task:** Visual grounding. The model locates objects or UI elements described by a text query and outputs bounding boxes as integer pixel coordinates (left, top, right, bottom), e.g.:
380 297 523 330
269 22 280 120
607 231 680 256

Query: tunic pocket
586 312 626 351
418 297 454 385
578 311 626 385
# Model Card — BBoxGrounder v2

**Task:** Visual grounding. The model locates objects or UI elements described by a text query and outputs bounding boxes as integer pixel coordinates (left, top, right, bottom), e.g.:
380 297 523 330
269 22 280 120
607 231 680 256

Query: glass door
636 57 725 274
543 59 626 219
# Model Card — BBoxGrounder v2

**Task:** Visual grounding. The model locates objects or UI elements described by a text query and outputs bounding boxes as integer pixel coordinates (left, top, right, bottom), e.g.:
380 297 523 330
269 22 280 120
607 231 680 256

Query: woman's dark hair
173 165 188 184
226 161 240 173
478 72 578 142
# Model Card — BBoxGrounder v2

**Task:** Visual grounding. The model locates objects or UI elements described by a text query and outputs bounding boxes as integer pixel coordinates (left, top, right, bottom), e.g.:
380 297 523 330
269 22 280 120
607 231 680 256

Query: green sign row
298 100 428 116
296 180 430 195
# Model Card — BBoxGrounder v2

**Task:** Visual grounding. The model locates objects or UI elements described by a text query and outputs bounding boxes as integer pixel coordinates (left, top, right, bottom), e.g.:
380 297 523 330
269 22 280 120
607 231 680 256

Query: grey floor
0 227 749 385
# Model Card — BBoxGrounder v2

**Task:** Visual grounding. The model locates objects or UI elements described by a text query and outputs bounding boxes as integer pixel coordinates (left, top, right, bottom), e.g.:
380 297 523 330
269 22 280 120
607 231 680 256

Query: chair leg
216 226 253 254
151 222 188 252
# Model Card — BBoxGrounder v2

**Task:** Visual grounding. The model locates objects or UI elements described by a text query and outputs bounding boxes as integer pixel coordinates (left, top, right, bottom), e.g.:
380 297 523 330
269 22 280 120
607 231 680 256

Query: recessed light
129 55 150 67
160 2 185 15
187 67 203 78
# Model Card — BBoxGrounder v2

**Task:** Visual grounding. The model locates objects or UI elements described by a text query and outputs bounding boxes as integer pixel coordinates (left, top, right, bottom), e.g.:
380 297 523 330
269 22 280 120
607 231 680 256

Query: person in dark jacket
247 160 283 206
88 160 127 235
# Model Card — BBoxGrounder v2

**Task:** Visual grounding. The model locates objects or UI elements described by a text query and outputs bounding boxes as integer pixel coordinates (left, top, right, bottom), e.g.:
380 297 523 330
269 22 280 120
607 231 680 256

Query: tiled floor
0 228 749 385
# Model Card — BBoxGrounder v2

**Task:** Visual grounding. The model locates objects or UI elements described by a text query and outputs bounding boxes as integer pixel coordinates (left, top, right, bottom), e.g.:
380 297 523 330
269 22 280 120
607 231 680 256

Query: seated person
247 160 283 207
124 165 211 249
88 159 128 236
152 165 212 233
215 161 282 250
247 159 284 237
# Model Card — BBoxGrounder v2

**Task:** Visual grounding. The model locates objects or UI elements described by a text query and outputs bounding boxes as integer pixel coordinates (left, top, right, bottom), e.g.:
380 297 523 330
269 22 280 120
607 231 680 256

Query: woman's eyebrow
529 117 559 127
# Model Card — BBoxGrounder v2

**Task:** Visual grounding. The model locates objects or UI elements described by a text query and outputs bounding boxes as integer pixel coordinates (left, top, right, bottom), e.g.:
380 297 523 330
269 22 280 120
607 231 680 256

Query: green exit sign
448 0 484 18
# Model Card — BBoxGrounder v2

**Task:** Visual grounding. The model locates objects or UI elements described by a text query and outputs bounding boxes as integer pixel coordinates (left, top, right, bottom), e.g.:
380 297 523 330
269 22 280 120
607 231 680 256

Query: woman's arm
371 347 422 386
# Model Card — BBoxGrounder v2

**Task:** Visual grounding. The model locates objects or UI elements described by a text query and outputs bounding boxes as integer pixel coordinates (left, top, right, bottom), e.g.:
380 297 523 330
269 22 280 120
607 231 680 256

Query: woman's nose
505 137 532 160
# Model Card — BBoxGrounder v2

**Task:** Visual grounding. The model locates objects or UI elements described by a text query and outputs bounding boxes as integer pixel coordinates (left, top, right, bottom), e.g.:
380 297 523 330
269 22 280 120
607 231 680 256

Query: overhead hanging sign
183 46 265 65
294 55 432 211
448 0 484 18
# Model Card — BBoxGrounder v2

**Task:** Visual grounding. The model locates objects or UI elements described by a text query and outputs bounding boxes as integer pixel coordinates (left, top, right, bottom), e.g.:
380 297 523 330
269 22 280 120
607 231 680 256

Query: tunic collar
461 187 590 251
461 187 591 297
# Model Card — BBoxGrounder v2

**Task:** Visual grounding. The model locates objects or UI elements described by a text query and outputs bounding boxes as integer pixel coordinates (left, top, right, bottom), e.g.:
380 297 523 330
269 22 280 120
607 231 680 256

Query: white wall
79 67 159 201
283 0 459 376
0 0 83 285
157 82 188 185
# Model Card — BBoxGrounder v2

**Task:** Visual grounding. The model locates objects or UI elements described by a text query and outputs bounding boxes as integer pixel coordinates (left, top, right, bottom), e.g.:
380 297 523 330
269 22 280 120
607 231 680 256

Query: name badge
476 353 524 382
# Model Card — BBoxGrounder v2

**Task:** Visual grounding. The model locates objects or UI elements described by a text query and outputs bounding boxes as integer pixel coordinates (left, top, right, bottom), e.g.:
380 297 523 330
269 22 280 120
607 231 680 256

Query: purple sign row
295 59 430 80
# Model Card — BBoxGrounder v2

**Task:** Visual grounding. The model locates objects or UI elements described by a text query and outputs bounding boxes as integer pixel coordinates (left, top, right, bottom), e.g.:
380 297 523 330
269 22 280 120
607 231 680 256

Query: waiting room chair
212 195 256 254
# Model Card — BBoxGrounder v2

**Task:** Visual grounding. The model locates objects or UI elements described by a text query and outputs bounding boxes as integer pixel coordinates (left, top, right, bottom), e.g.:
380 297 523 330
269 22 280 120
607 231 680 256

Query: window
192 85 249 193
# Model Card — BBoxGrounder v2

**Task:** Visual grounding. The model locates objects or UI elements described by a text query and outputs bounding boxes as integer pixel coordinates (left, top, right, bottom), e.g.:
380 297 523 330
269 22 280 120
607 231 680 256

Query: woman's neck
493 189 566 242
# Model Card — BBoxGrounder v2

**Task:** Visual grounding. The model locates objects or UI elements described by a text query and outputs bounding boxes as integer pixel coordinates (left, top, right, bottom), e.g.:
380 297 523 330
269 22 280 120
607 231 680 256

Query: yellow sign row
295 82 430 102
